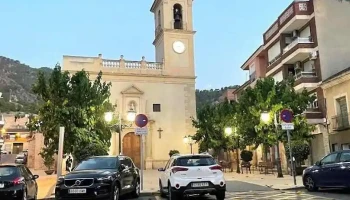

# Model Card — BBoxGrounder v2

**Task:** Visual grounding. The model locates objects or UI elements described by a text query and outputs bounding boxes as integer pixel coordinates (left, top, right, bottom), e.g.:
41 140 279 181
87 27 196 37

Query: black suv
55 155 140 200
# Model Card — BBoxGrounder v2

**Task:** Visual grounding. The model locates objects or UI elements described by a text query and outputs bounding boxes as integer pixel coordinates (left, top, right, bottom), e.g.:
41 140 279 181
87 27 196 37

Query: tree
192 99 237 156
27 64 114 162
285 140 311 167
236 77 315 149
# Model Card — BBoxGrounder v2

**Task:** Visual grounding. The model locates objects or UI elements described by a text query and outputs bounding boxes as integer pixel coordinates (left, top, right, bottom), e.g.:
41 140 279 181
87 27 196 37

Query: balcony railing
102 59 163 70
332 113 350 131
294 71 317 80
283 37 313 54
249 72 256 82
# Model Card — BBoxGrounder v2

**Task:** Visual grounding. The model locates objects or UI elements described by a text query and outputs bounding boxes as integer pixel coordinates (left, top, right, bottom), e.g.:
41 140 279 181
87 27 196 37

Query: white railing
283 37 313 54
295 71 317 79
102 59 163 70
102 60 120 68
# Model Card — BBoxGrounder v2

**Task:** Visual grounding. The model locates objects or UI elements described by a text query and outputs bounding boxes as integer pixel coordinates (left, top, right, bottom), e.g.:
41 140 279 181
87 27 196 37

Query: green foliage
192 100 237 154
27 64 113 163
285 140 311 167
236 77 315 148
169 150 180 157
39 148 55 170
240 150 253 162
196 85 239 111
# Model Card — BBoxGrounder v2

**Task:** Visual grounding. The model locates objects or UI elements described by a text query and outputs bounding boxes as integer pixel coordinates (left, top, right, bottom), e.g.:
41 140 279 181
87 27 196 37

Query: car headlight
97 176 112 182
56 176 65 185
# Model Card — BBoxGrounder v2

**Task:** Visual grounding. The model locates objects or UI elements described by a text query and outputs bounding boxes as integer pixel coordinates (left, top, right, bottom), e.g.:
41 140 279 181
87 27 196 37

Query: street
128 181 350 200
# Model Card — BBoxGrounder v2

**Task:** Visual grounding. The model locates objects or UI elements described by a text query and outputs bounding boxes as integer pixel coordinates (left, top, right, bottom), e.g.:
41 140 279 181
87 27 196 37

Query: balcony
249 71 256 82
263 0 314 44
283 37 315 64
332 113 350 131
294 71 319 92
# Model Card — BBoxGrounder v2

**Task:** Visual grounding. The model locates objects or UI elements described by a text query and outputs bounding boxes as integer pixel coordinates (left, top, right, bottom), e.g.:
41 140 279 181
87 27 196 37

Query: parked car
158 153 226 200
303 150 350 191
1 150 8 154
55 155 140 200
0 164 39 199
15 154 27 165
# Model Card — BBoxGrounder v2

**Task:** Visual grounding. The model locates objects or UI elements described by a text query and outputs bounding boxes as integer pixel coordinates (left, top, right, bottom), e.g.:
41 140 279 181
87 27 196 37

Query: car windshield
0 166 20 177
175 156 216 167
74 157 117 170
16 155 25 159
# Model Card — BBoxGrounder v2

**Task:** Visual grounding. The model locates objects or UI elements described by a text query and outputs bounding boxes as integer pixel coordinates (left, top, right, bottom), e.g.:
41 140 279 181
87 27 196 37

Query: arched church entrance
122 132 141 168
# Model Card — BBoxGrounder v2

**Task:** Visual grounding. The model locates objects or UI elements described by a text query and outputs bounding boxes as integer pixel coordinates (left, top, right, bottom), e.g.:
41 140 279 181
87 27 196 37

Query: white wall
268 42 281 62
273 71 284 82
314 0 350 80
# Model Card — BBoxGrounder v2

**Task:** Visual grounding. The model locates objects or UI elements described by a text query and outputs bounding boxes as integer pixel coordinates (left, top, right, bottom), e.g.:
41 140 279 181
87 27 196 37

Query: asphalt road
125 181 350 200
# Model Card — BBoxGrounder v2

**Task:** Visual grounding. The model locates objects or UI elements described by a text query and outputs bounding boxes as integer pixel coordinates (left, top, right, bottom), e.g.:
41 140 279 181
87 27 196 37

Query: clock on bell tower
150 0 196 77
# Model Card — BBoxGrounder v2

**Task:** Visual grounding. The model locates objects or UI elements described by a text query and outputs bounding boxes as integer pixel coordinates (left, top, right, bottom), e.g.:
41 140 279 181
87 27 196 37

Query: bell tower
150 0 196 77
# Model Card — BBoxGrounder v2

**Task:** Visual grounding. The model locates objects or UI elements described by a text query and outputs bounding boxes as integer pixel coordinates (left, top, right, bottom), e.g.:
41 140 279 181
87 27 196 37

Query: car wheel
111 184 120 200
131 179 140 198
168 184 181 200
304 175 318 192
159 180 167 198
216 190 225 200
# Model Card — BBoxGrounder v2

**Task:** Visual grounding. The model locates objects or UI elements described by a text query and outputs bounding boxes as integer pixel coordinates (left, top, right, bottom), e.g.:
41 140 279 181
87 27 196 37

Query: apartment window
341 143 350 150
268 42 281 63
336 96 349 128
153 104 161 112
249 64 256 81
272 71 283 83
331 143 339 152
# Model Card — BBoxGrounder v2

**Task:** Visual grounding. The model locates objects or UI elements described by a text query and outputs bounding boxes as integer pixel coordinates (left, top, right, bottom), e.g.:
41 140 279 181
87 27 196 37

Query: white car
158 153 226 200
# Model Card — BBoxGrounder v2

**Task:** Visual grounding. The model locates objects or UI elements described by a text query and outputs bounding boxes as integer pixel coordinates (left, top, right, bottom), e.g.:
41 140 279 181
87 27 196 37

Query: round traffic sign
280 109 293 123
135 114 148 127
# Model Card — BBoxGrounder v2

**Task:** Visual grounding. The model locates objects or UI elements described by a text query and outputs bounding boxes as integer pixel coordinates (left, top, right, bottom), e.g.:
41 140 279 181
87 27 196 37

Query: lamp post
261 111 283 178
105 108 136 155
183 135 194 154
225 127 240 174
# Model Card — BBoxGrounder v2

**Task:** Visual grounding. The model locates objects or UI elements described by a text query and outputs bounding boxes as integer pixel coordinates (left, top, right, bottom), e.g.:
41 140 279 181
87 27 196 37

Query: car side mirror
33 175 39 180
119 164 126 171
158 168 165 172
315 161 321 166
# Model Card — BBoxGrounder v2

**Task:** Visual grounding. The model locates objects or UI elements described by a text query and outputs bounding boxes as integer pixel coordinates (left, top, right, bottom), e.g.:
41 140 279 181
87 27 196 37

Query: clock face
173 41 186 54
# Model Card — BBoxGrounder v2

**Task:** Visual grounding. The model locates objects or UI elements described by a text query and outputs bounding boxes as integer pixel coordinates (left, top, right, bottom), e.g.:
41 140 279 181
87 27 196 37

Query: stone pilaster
145 122 153 169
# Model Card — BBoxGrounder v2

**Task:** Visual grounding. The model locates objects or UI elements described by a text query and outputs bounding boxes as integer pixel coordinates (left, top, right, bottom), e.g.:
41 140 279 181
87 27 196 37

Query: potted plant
240 150 253 163
40 150 55 175
285 140 310 175
169 150 180 157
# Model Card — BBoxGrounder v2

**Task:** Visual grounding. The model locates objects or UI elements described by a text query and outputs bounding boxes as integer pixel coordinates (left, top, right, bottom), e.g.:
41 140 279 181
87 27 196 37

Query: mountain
0 56 52 112
0 55 238 113
196 86 239 110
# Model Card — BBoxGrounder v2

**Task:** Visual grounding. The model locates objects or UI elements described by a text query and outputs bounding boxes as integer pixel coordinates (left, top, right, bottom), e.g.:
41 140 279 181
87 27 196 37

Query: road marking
226 191 334 200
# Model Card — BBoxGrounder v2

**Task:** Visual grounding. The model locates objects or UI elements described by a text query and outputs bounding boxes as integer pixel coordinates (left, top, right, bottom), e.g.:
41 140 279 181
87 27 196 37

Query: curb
38 191 160 200
273 186 305 191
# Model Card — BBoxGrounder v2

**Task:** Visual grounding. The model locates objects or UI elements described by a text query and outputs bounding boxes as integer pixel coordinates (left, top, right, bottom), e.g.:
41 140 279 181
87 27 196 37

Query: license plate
0 183 4 188
68 189 86 194
192 182 209 187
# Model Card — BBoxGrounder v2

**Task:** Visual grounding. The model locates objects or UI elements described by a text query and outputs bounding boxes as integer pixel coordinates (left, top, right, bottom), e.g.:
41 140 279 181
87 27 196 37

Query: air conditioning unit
310 51 318 60
295 61 302 69
292 30 298 38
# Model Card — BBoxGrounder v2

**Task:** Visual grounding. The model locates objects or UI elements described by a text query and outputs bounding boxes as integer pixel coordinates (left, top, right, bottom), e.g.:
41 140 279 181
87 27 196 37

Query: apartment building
321 67 350 152
235 0 350 164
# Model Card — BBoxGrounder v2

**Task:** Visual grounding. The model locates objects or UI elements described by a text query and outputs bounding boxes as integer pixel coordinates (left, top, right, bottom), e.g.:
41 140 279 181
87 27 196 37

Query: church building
62 0 197 169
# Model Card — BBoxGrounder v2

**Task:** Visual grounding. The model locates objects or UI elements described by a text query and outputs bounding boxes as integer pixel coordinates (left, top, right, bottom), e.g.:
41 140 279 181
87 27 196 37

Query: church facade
62 0 197 169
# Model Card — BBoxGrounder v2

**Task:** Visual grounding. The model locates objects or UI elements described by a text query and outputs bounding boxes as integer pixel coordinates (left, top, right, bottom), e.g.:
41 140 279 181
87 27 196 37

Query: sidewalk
30 169 57 199
223 171 304 190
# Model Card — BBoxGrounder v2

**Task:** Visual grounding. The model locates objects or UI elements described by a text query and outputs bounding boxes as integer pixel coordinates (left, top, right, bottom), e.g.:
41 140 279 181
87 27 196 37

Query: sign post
280 109 297 186
134 114 148 191
57 127 65 179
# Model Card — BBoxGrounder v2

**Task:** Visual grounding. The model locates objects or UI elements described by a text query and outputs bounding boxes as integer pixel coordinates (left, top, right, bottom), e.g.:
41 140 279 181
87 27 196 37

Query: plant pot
45 170 54 175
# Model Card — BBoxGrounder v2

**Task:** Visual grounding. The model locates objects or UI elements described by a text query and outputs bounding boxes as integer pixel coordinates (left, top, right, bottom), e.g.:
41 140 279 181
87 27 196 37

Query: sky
0 0 292 90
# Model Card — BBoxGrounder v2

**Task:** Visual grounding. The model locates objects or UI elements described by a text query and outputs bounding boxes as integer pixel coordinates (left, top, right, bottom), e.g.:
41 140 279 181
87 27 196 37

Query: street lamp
225 127 240 174
183 135 194 154
105 108 136 155
261 111 271 123
260 111 284 178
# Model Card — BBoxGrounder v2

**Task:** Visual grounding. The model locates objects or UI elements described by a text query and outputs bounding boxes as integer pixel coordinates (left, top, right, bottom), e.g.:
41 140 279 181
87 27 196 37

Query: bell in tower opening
173 4 183 30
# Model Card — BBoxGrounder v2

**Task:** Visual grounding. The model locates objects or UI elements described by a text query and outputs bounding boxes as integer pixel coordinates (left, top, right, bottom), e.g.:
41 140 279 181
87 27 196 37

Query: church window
153 104 161 112
158 10 161 27
173 4 183 30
